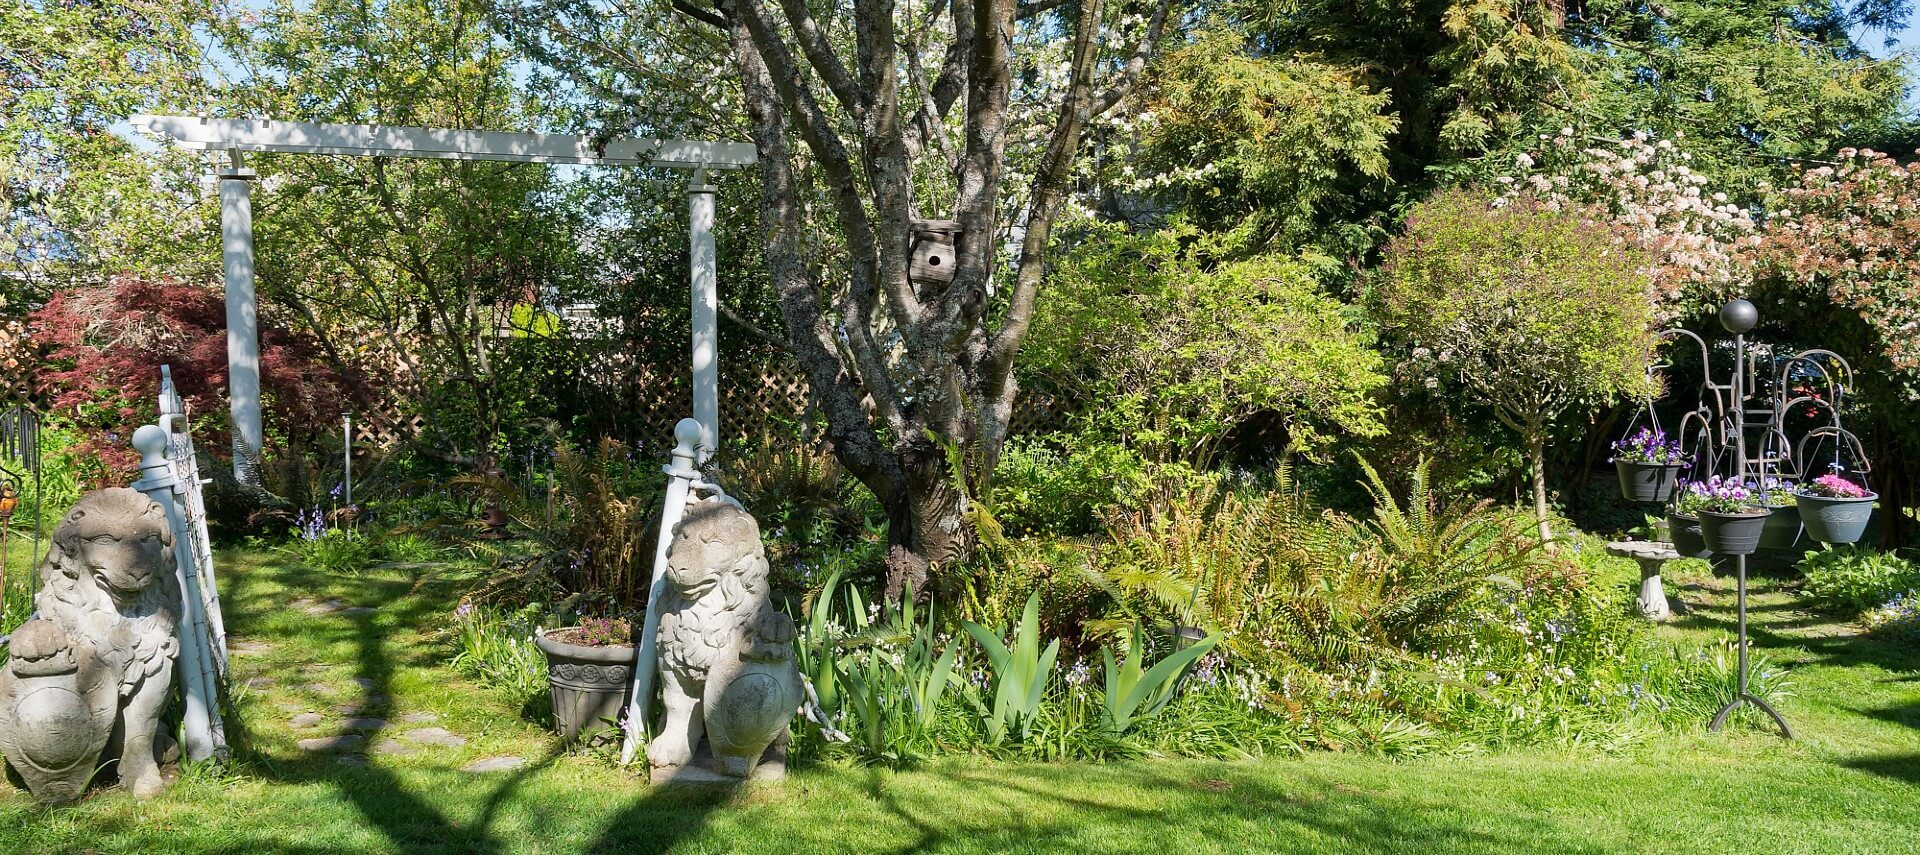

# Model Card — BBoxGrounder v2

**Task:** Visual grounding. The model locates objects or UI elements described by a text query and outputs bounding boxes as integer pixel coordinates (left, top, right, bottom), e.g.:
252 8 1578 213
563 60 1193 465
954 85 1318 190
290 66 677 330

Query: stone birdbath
1606 540 1679 621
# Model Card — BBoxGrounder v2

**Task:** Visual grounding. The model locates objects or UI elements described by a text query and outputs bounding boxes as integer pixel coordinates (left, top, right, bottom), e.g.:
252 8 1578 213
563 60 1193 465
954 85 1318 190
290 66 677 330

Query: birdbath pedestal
1605 541 1679 621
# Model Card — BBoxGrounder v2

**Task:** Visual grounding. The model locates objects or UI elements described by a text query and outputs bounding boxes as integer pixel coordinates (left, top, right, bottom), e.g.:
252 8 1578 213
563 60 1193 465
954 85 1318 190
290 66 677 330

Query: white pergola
130 115 755 481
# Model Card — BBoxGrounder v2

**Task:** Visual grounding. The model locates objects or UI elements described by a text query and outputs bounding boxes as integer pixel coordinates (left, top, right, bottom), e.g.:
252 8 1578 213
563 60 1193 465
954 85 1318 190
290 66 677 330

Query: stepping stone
301 599 347 615
341 717 389 732
340 606 377 616
373 739 419 757
290 712 324 729
304 683 339 696
462 756 528 774
298 734 365 753
244 676 274 690
334 755 368 767
349 677 377 690
337 696 390 715
400 712 440 724
228 640 272 655
399 727 467 748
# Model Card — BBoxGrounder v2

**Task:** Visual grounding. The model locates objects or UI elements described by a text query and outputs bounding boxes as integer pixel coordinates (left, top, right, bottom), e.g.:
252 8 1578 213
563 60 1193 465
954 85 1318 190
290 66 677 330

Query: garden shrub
988 436 1156 537
461 438 661 613
449 601 548 716
1026 222 1387 467
1799 546 1920 617
1370 189 1659 539
27 274 350 486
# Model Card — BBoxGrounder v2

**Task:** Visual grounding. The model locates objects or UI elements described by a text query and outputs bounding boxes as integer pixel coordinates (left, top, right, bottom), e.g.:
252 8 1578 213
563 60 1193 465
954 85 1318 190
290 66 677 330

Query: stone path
400 727 468 748
462 756 529 774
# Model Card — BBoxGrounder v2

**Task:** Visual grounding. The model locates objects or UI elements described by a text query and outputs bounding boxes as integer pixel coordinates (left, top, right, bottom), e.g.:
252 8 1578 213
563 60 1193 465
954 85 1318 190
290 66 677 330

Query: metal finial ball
1720 299 1759 334
672 417 703 451
132 424 170 462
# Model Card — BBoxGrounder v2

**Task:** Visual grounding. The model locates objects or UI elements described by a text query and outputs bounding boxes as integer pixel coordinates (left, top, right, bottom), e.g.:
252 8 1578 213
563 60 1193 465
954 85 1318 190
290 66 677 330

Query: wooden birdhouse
909 219 961 288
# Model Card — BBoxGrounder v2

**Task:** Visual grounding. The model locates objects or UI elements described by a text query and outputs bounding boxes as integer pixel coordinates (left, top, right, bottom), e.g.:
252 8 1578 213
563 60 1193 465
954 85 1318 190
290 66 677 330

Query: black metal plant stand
1646 298 1867 741
1709 553 1794 738
1705 300 1794 738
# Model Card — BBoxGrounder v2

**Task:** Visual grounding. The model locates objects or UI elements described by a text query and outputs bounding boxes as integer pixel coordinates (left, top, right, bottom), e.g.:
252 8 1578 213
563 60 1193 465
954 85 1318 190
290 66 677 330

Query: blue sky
1855 7 1920 107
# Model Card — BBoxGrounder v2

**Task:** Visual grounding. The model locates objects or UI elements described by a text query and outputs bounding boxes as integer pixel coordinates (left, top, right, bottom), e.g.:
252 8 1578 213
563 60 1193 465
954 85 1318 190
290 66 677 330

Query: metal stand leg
1709 553 1794 739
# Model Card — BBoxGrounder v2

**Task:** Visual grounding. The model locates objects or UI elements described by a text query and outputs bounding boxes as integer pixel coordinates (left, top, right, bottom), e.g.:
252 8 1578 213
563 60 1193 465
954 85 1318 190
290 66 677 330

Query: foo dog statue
649 500 802 782
0 489 180 803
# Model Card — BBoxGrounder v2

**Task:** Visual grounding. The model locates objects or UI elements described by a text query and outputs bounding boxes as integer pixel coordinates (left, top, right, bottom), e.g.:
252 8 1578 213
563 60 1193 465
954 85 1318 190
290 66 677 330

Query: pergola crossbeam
130 115 756 170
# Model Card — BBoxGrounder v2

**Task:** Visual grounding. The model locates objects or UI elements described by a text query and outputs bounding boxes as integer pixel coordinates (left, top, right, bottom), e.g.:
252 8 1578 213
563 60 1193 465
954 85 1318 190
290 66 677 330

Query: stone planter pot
1756 503 1803 551
1667 513 1711 559
534 628 634 744
1796 492 1877 545
1616 461 1685 504
1699 508 1771 556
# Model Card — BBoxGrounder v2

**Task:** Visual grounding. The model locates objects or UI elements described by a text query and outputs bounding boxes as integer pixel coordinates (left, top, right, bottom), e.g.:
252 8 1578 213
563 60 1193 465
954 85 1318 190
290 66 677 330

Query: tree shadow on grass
1664 576 1920 677
1843 753 1920 788
837 761 1614 855
222 560 556 854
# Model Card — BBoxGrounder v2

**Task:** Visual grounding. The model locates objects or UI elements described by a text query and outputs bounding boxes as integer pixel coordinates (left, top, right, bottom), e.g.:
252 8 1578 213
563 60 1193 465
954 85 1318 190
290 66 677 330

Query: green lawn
1 548 1917 854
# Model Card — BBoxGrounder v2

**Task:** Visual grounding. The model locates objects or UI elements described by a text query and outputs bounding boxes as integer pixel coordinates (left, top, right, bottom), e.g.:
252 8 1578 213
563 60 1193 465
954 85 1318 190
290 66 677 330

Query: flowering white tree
1497 131 1760 319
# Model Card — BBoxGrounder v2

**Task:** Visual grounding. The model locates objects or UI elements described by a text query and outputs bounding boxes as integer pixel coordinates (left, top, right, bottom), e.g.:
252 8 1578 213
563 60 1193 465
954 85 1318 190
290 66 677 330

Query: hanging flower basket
1756 502 1803 551
1667 512 1711 559
1611 428 1689 503
1699 508 1771 556
1618 461 1686 503
1796 475 1877 545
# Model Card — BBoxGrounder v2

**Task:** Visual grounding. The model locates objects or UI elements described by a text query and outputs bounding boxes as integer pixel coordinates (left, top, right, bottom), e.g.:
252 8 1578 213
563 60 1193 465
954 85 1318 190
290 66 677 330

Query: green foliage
283 528 377 575
1093 457 1540 684
960 593 1061 745
449 602 548 708
1569 0 1908 190
1028 222 1387 466
795 570 961 766
460 438 660 611
0 1 214 296
988 437 1155 537
1799 546 1920 617
1100 624 1220 733
3 423 82 534
1136 29 1397 249
1371 189 1659 532
1637 639 1796 727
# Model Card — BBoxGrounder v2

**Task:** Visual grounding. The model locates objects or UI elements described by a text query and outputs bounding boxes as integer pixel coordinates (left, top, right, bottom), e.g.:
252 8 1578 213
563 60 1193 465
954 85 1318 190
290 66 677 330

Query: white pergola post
219 159 264 486
689 173 719 464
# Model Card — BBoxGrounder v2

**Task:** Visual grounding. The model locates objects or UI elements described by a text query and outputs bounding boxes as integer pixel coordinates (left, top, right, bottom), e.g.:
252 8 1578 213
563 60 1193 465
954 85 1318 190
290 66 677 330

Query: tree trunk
1529 430 1552 542
884 448 972 602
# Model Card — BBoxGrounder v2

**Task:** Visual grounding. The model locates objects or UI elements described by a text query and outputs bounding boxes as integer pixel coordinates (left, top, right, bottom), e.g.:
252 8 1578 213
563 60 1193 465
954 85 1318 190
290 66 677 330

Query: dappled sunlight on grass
0 546 1915 853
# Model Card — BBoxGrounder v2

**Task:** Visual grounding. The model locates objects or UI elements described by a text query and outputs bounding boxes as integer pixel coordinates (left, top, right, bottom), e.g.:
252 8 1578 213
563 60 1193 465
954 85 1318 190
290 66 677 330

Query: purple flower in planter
1611 428 1689 465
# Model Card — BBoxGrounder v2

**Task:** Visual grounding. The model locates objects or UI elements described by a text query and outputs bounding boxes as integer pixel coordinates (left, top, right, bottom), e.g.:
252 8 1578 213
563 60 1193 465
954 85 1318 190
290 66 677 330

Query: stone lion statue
649 499 802 781
0 488 180 803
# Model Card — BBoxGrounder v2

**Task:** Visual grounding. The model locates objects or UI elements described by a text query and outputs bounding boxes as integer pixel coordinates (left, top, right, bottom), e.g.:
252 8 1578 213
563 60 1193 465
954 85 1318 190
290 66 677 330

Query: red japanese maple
28 274 349 485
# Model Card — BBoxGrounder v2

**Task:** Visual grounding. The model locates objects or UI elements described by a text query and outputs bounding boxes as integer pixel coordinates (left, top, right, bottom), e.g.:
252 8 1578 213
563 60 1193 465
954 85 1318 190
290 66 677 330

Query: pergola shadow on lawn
218 555 735 854
220 560 529 853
